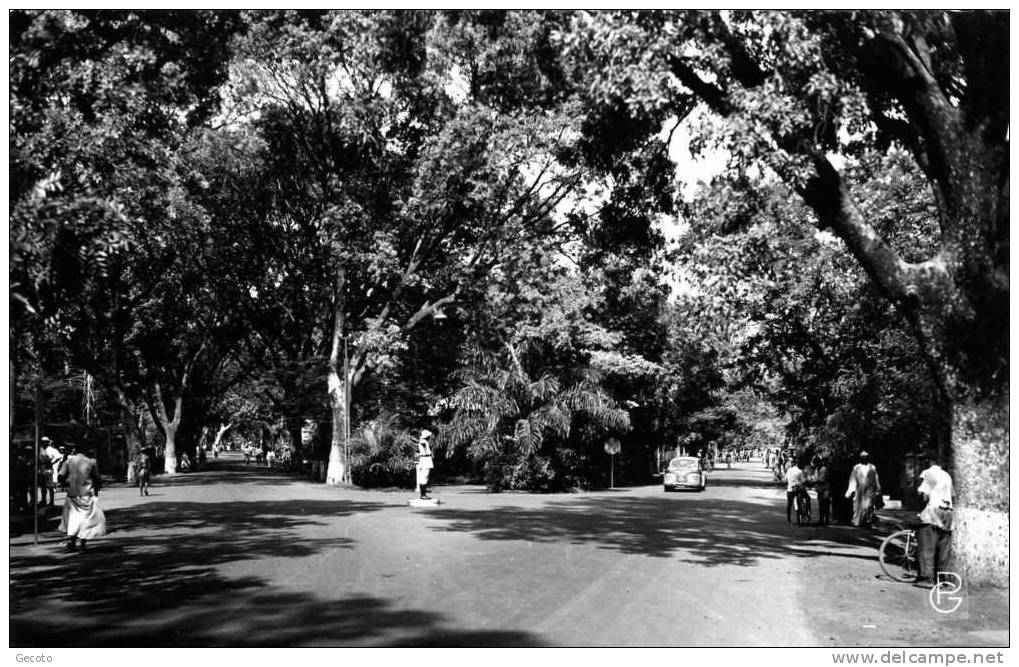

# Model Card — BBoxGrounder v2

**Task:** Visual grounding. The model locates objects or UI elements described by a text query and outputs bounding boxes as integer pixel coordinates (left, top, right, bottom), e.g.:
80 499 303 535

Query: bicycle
793 486 811 526
879 528 918 582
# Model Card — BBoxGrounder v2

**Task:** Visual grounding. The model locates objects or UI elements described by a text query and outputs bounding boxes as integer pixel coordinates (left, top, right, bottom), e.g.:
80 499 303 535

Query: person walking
915 450 954 586
416 429 434 500
266 449 276 468
135 449 152 496
58 446 107 553
845 451 881 528
813 455 832 526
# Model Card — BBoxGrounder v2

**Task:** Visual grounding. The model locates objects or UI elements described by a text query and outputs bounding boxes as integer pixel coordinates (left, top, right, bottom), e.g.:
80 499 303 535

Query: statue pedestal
407 498 440 507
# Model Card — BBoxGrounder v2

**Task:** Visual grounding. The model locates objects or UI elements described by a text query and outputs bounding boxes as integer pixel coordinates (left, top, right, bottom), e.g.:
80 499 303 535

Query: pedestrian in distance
915 449 954 586
41 437 62 507
266 449 276 468
57 446 70 492
785 458 809 524
416 429 434 500
13 445 35 512
845 450 881 528
812 455 832 526
198 446 207 471
135 449 152 496
58 446 107 553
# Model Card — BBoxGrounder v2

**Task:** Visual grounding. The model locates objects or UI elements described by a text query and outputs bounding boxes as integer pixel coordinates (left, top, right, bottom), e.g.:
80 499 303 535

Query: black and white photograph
8 8 1010 655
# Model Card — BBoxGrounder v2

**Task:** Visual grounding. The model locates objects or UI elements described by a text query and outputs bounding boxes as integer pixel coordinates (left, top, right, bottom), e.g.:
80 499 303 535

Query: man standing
785 458 807 524
41 437 62 507
915 450 954 585
813 455 832 526
416 429 434 500
58 446 106 553
845 451 881 528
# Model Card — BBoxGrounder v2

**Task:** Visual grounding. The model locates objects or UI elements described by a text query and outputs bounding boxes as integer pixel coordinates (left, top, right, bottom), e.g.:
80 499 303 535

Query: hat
859 450 870 458
419 429 433 441
41 436 52 443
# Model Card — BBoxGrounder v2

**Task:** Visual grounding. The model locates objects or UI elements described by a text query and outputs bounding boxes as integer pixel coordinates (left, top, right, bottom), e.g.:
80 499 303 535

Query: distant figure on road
135 449 152 496
915 450 953 585
812 455 831 526
416 429 434 500
41 437 62 507
266 449 276 468
198 447 207 471
845 451 881 528
58 446 107 553
785 460 808 524
243 446 252 464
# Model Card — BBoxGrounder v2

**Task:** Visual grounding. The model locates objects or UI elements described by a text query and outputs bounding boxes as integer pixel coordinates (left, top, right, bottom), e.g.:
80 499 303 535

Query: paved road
9 453 1007 647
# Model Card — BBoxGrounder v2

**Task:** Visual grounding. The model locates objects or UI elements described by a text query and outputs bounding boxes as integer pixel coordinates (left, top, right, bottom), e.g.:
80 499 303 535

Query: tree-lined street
9 10 1008 649
10 455 1007 647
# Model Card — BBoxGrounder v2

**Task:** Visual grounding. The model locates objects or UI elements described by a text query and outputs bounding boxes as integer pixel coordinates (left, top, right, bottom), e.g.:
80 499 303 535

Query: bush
349 415 417 489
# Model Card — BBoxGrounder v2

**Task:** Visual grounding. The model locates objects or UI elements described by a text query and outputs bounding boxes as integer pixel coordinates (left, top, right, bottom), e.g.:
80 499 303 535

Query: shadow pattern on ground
10 496 544 647
426 494 886 566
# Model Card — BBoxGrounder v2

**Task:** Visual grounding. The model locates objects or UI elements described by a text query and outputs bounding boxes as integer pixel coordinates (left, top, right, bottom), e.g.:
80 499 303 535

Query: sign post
604 437 621 488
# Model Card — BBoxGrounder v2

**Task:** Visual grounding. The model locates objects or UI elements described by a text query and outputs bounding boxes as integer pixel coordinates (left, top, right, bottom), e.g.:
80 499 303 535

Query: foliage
442 346 630 491
348 414 418 489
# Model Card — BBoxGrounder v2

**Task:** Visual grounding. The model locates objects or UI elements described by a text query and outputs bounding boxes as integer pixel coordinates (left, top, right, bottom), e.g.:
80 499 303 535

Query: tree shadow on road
10 496 545 647
139 462 314 489
11 589 546 647
425 494 887 566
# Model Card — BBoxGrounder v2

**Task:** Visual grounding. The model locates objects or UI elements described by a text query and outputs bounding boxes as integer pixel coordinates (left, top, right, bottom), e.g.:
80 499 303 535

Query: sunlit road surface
9 453 1007 647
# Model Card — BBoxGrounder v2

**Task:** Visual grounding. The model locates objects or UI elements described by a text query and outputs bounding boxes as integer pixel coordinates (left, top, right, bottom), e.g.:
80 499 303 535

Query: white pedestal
407 498 441 507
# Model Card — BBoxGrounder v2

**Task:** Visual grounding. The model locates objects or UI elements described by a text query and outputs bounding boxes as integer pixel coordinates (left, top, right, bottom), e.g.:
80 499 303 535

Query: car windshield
669 458 698 471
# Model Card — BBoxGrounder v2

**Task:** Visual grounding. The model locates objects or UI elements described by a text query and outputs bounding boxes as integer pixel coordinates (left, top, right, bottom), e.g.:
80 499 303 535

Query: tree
562 9 1007 583
10 10 244 477
226 10 593 485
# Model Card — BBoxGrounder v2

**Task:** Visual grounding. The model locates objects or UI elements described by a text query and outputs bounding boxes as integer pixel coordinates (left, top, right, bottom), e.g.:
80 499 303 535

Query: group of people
783 451 880 527
11 437 73 512
11 436 107 554
241 444 290 468
782 448 954 584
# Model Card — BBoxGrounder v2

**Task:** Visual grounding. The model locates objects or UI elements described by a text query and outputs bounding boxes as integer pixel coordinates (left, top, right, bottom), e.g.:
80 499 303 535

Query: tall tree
227 10 592 485
563 10 1008 582
10 10 243 477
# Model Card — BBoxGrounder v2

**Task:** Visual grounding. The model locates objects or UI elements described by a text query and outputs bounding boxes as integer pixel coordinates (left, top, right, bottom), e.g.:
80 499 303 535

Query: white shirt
917 464 953 528
786 466 805 491
417 441 433 470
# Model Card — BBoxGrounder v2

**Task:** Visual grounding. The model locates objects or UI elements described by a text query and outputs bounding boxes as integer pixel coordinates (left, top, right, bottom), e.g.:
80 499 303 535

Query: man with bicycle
915 449 954 586
785 458 809 524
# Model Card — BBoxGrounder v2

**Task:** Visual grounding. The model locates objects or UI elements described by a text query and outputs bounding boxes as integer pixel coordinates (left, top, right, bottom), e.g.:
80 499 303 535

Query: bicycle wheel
797 497 809 526
879 529 918 582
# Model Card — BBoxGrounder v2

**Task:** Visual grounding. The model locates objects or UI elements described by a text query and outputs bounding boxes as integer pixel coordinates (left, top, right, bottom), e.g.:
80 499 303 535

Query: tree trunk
151 382 183 476
163 423 179 475
325 267 349 486
212 422 233 450
122 404 145 486
950 390 1009 586
286 416 303 459
326 370 348 485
